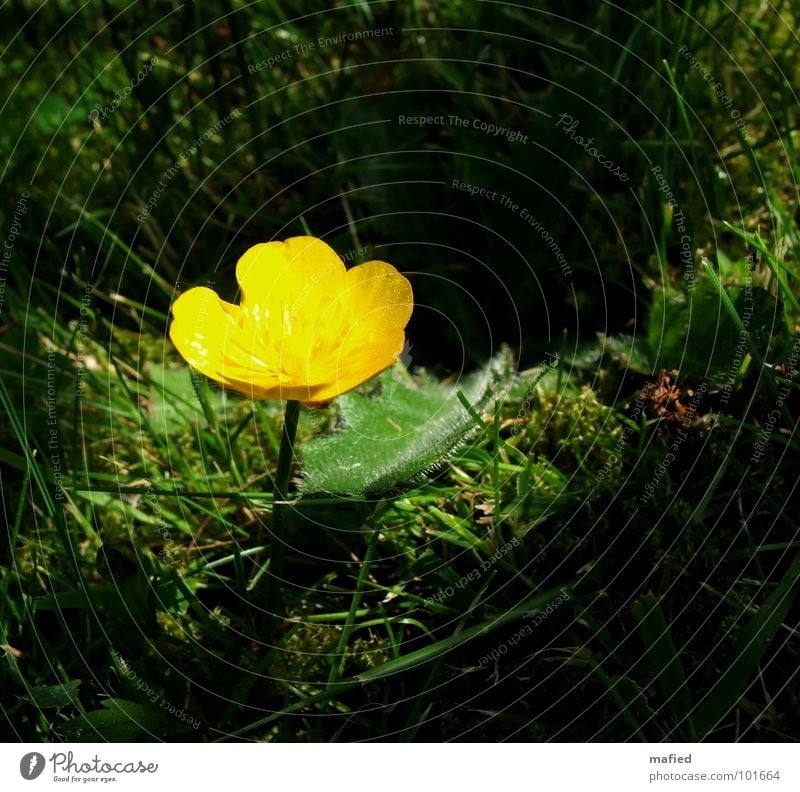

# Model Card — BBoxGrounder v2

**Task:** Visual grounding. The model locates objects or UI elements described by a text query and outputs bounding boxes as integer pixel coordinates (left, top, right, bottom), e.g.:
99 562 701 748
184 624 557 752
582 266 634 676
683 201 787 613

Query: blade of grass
703 259 792 427
692 551 800 736
356 582 574 683
633 593 695 738
324 529 379 689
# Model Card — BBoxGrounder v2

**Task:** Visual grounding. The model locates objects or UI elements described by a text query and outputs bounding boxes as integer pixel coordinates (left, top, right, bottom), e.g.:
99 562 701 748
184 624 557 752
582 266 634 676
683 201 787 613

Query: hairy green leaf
299 350 515 494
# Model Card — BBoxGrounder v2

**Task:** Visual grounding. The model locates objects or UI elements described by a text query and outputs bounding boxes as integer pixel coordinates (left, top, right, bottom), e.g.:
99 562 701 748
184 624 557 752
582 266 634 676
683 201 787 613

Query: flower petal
235 236 346 328
298 260 413 399
341 259 414 333
169 287 239 375
169 286 283 399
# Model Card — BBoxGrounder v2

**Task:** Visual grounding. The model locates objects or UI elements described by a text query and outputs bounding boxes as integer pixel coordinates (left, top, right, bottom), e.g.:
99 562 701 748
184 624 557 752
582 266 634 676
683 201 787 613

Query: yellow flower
169 236 413 403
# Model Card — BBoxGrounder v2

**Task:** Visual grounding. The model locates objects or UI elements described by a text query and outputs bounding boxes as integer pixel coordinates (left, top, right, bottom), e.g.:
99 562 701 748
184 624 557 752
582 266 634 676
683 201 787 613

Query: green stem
265 399 301 627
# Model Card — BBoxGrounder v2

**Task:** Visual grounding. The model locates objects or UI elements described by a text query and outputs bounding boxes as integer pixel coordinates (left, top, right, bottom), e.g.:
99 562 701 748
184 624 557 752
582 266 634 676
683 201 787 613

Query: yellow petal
169 286 283 398
235 237 346 329
303 334 406 403
299 260 413 399
341 259 414 334
169 287 238 375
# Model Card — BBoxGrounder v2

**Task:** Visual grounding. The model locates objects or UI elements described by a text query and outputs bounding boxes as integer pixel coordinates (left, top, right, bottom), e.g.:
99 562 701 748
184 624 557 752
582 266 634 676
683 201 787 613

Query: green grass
1 0 800 742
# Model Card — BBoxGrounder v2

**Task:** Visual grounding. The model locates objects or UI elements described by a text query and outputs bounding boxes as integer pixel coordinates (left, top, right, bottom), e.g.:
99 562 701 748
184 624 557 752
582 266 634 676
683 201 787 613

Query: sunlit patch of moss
269 622 392 683
511 385 623 478
155 610 207 643
346 633 392 672
269 623 340 682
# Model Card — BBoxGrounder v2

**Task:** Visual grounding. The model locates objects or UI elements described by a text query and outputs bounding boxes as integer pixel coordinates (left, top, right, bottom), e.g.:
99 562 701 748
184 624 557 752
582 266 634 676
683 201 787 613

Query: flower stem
265 399 301 629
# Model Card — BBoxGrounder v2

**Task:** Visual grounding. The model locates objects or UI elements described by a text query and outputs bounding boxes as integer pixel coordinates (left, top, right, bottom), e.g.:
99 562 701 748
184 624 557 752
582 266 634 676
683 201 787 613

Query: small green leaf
646 279 777 385
300 350 514 494
22 680 81 709
59 698 167 741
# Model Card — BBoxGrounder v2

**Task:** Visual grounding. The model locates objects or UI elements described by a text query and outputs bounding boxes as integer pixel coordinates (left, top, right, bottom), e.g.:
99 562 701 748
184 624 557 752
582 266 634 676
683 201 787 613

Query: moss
511 385 623 478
